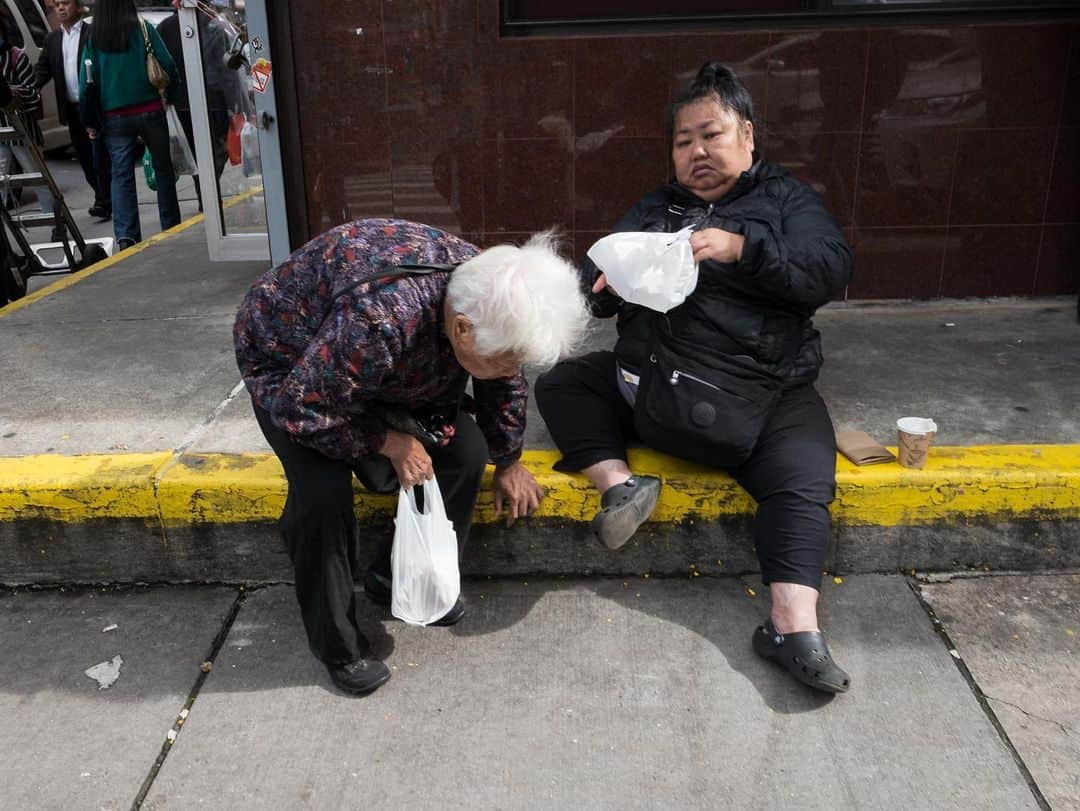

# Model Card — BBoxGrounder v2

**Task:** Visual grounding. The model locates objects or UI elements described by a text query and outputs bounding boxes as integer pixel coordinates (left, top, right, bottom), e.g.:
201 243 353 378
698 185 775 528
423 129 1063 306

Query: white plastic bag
165 105 197 176
390 478 461 626
586 226 698 313
240 120 262 178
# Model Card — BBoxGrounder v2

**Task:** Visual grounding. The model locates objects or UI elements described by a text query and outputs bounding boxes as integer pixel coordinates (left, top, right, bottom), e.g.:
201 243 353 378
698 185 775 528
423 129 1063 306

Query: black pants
535 351 836 590
66 103 111 208
254 403 488 665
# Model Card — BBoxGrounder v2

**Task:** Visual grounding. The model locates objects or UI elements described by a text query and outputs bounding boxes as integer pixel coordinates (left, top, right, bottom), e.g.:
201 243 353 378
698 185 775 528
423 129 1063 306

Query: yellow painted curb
2 445 1079 527
0 453 172 521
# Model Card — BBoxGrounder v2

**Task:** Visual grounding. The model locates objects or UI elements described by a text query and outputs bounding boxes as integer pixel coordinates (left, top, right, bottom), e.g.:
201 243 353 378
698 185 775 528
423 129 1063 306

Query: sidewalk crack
983 693 1074 736
906 577 1052 811
130 587 247 810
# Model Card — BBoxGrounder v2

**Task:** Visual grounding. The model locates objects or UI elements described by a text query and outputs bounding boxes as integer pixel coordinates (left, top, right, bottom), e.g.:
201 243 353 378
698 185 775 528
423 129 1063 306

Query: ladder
0 114 111 278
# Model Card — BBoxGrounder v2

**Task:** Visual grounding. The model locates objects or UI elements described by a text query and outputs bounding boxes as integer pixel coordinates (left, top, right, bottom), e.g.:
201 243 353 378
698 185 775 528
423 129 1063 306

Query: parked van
3 0 68 151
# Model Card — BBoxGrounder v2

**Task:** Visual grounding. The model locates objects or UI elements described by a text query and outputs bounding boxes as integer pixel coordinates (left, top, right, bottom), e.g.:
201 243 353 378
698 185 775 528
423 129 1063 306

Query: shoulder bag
140 19 169 92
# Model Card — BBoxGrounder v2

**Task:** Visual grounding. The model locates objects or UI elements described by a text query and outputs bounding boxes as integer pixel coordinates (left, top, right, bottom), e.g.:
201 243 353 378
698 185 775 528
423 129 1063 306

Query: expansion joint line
905 577 1051 811
130 587 249 810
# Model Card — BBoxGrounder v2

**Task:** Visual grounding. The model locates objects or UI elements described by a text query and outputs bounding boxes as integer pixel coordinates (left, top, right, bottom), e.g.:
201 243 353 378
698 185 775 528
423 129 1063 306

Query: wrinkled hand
493 461 544 527
689 227 745 265
380 429 433 490
592 273 621 299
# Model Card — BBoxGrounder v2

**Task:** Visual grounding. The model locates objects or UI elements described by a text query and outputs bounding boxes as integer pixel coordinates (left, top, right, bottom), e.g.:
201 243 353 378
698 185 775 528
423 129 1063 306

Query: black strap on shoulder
332 262 459 303
666 203 686 232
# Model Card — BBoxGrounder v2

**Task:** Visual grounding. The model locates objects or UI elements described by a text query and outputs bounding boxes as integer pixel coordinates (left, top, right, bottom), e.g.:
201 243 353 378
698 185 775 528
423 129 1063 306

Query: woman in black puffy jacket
536 62 854 694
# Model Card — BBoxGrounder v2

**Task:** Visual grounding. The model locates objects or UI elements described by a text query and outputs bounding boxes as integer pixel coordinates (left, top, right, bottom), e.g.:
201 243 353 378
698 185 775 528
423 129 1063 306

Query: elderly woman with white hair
234 218 588 696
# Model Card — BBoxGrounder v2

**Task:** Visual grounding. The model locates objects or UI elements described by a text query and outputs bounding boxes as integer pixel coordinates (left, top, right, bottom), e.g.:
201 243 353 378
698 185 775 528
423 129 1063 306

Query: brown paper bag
836 430 896 466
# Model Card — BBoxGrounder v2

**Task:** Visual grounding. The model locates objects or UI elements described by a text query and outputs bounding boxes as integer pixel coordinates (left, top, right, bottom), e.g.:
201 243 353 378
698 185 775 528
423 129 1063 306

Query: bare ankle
582 459 633 494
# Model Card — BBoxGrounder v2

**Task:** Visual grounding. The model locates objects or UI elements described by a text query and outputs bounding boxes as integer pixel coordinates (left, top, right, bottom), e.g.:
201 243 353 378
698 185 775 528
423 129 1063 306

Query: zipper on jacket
669 369 721 391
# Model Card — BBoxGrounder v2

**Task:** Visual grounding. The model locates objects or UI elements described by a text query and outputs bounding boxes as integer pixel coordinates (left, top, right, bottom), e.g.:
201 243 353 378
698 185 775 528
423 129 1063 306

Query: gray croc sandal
591 475 661 550
753 618 851 693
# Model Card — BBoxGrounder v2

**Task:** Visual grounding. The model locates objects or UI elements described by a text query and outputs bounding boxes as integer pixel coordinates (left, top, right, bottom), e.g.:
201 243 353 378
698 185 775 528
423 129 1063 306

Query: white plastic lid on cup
897 417 938 435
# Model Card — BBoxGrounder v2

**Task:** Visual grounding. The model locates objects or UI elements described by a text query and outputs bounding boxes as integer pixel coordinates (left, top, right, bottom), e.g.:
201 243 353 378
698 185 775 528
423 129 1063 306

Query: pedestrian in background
157 0 243 212
0 6 57 233
34 0 112 222
79 0 180 251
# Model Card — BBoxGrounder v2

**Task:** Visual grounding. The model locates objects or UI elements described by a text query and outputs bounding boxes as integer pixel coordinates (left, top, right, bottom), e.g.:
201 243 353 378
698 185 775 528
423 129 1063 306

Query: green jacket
79 21 180 112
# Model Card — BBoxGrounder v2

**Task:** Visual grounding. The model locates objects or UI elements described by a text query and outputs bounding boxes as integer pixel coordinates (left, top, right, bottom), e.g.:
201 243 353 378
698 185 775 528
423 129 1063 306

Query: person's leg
734 384 849 692
104 118 142 245
733 384 836 632
137 110 181 231
535 351 660 549
91 131 112 213
67 106 100 201
252 404 376 665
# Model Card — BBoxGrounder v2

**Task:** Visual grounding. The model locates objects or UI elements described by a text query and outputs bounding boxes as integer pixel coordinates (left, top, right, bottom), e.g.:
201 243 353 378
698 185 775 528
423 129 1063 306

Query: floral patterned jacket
234 219 528 466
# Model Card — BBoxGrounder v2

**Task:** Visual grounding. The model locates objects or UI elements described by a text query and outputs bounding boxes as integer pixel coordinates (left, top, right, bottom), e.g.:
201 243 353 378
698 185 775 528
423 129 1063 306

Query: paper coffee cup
896 417 938 469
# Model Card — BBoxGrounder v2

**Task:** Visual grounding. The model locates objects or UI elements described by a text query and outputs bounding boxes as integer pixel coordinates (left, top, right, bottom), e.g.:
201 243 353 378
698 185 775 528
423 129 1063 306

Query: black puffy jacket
584 159 853 388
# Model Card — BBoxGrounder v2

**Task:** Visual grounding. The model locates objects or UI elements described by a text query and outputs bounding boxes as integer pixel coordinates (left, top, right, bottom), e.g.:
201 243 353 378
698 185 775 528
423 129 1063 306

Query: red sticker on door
252 59 272 94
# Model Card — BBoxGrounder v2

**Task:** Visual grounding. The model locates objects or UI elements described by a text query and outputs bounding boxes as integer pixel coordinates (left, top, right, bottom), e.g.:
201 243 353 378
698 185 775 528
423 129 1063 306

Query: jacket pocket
634 336 783 469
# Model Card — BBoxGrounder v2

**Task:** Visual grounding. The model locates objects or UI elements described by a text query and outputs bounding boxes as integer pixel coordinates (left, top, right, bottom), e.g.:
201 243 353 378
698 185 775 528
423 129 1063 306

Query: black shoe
752 618 851 694
50 226 65 243
590 475 661 550
363 568 467 626
327 658 391 696
116 238 136 252
88 204 111 220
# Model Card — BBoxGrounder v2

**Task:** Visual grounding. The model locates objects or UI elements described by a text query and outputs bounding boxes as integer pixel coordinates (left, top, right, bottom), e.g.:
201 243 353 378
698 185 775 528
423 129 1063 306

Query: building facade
267 2 1078 300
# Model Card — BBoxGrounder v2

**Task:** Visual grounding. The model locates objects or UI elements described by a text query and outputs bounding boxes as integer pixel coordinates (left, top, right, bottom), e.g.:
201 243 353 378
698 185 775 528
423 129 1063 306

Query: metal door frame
178 0 289 263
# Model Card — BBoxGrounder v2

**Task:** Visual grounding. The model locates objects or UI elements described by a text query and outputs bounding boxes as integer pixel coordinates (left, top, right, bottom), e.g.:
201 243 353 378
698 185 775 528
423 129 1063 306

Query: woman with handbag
78 0 180 251
535 62 854 694
234 218 589 696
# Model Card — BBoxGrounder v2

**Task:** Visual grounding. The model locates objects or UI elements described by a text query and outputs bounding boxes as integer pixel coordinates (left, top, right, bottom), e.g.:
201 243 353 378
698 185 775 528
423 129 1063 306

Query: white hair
446 230 589 367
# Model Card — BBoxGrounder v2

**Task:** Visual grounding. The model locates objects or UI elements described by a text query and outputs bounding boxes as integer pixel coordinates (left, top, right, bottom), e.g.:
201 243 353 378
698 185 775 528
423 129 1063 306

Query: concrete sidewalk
0 222 1079 582
3 573 1075 809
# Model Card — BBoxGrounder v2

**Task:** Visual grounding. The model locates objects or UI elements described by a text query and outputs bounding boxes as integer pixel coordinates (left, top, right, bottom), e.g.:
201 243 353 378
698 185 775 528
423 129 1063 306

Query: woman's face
447 312 523 380
672 97 755 202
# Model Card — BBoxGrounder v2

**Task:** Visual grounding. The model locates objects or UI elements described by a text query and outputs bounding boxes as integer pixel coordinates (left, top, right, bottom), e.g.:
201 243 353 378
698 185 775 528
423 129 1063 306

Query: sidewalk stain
2 445 1078 527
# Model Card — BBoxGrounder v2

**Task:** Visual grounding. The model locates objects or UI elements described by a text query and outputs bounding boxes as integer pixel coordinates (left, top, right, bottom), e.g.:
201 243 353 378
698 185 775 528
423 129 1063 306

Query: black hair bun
696 61 737 87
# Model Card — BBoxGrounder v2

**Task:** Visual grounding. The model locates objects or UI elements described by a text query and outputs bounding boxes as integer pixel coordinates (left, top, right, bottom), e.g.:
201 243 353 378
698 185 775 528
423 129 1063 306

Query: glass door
177 0 287 262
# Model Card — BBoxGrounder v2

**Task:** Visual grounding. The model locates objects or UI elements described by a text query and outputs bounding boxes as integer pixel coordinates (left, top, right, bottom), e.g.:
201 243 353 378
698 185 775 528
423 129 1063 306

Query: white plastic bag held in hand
391 478 461 626
165 105 197 176
586 226 698 313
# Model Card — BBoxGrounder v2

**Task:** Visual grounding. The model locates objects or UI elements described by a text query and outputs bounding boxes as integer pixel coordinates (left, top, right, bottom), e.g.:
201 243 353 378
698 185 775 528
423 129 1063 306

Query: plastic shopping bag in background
586 226 698 313
142 147 156 191
227 112 245 166
166 106 197 176
240 120 262 177
391 478 461 626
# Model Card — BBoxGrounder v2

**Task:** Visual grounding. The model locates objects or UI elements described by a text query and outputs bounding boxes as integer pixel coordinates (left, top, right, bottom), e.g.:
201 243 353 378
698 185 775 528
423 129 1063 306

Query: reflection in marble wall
288 2 1078 299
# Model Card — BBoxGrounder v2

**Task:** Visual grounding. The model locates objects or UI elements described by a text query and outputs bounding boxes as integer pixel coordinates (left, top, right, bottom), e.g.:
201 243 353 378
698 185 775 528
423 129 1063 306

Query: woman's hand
690 228 745 265
592 273 620 298
379 429 433 489
492 461 545 527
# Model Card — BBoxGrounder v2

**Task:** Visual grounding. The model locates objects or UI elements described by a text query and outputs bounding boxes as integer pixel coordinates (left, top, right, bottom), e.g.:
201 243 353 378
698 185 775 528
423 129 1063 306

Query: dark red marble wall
289 2 1078 299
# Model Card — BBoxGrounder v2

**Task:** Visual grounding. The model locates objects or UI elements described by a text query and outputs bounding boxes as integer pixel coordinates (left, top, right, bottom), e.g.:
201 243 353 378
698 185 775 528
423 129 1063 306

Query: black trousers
535 351 836 590
254 403 488 665
66 103 111 208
